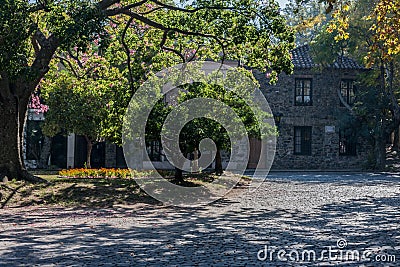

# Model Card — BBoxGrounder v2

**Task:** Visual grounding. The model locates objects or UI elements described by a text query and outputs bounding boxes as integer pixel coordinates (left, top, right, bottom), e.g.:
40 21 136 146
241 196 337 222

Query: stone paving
1 172 400 266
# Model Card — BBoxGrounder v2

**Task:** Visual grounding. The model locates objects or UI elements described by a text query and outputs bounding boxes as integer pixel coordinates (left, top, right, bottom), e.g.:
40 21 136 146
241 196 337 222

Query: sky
276 0 289 7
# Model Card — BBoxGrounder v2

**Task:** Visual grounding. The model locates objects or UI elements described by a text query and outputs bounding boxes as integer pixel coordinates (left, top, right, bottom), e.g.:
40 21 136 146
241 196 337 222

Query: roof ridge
291 44 365 70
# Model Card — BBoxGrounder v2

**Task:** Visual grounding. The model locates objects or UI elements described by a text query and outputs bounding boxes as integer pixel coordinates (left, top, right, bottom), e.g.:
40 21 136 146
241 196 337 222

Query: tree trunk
174 167 184 184
84 136 93 169
374 133 386 170
215 148 223 175
0 94 45 183
0 32 58 182
392 126 400 151
38 135 52 169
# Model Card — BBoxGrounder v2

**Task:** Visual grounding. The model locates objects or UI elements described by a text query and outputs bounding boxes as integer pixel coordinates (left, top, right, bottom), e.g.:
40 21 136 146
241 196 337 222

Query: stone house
252 44 370 169
24 45 370 170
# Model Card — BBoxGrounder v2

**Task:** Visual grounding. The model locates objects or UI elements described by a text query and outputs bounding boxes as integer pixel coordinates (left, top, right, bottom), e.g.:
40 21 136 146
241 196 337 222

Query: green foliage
0 0 297 87
283 0 330 45
145 99 172 145
0 0 33 79
310 0 400 168
67 0 297 86
43 1 108 50
41 51 128 143
309 24 345 66
141 67 276 159
39 0 294 148
0 0 296 178
177 79 275 152
0 0 298 97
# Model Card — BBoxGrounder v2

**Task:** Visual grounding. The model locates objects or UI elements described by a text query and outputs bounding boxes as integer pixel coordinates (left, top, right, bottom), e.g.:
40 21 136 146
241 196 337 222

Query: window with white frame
295 78 312 106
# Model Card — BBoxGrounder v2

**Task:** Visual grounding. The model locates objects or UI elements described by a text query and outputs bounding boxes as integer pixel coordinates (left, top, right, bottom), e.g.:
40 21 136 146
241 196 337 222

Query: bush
58 168 155 179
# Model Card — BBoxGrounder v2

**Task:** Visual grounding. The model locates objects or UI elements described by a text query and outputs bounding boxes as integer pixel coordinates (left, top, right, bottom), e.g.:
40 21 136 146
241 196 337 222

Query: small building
253 45 370 169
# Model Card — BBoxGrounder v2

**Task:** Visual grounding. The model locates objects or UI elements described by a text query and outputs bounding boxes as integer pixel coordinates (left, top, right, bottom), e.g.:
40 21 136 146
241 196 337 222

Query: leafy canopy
41 49 128 142
35 0 295 146
1 0 295 86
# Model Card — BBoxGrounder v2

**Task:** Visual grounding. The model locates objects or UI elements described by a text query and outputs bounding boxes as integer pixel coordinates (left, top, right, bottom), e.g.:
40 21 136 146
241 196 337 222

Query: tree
140 68 275 183
40 51 127 168
310 0 400 169
0 0 294 182
283 0 330 45
177 79 274 176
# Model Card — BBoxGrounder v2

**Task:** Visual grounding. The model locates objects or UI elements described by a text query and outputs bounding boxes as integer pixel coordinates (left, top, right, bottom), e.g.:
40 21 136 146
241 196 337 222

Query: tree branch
148 0 234 13
115 9 228 62
67 49 84 68
112 10 226 47
106 0 234 16
55 55 79 78
33 29 48 48
187 44 203 62
104 0 148 16
159 34 225 65
337 88 355 116
29 0 50 12
98 0 120 10
31 35 40 56
121 17 135 91
159 30 168 50
139 7 164 15
163 46 185 63
30 34 60 86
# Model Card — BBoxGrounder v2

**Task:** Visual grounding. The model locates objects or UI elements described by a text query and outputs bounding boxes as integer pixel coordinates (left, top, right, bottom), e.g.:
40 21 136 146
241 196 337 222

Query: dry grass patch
1 173 250 208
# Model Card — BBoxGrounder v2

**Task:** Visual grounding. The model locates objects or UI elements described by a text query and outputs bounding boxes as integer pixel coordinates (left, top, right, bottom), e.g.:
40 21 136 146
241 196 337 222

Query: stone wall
255 68 371 170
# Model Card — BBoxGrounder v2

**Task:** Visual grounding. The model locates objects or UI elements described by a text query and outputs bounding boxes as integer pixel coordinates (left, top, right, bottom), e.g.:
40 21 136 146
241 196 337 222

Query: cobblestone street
1 172 399 266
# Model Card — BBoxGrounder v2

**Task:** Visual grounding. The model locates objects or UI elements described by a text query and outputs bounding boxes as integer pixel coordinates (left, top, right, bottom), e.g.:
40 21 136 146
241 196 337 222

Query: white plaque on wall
325 126 335 133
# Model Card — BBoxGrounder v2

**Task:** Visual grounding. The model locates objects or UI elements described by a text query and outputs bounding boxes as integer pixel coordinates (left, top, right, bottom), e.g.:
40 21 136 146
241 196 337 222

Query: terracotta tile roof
291 44 366 70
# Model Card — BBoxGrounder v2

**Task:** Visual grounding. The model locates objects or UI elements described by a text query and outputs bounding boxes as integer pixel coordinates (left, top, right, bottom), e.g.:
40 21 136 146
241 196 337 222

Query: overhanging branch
104 2 235 44
105 0 235 16
55 55 79 78
67 49 84 68
148 0 234 13
112 10 227 49
337 88 355 116
104 0 148 16
30 34 60 85
98 0 120 10
121 17 135 91
162 46 185 63
33 29 48 48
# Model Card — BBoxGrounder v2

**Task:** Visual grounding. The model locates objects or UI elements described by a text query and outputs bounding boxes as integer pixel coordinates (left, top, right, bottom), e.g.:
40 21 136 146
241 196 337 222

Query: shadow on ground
0 178 160 208
0 190 399 266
